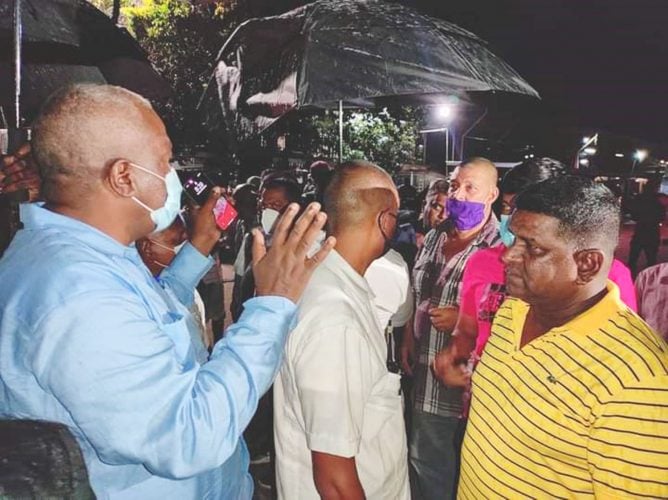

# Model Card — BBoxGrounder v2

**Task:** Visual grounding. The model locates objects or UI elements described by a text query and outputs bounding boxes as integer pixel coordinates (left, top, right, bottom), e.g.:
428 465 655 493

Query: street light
634 149 648 162
631 149 649 177
430 103 456 167
436 104 453 122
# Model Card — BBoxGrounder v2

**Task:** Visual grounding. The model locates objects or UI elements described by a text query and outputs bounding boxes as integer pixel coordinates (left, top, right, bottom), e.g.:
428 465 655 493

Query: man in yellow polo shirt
435 176 667 498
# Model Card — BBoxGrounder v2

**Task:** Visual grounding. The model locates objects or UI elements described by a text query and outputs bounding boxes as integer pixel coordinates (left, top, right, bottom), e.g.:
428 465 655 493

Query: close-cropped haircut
501 157 567 194
323 161 395 233
514 175 621 252
31 84 152 202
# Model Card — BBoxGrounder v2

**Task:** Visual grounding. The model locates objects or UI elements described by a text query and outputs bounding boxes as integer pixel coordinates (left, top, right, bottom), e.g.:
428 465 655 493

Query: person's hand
400 324 415 376
432 347 471 388
1 143 41 201
429 305 458 332
189 188 224 257
252 202 335 303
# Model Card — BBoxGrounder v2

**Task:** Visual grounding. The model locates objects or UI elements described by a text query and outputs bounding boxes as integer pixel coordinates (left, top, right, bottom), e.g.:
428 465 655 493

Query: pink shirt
460 245 638 356
635 263 668 339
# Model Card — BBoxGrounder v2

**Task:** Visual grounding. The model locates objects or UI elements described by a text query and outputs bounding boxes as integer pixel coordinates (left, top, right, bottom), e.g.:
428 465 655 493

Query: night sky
405 0 668 155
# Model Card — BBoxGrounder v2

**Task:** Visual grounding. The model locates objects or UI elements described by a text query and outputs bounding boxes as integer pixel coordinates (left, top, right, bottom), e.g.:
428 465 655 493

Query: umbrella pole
338 100 343 163
13 0 22 129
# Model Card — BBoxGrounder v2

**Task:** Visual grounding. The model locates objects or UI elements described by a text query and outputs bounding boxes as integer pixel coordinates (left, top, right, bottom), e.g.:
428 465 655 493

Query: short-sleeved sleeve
391 276 414 328
294 325 376 457
588 376 668 498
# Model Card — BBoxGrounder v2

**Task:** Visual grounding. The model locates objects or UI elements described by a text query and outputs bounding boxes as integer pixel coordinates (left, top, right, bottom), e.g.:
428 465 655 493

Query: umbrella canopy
0 0 171 126
199 0 539 143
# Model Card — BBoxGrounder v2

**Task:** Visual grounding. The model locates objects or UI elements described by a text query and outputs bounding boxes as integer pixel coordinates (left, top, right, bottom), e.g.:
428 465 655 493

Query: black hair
261 171 302 203
501 157 567 195
514 175 621 251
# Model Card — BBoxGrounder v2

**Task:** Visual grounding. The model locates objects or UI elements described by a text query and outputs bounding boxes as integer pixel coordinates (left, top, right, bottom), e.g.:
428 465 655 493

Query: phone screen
183 171 212 206
212 197 238 230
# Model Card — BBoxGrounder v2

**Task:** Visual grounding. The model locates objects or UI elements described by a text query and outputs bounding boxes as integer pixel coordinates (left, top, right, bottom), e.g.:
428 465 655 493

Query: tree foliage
283 108 422 173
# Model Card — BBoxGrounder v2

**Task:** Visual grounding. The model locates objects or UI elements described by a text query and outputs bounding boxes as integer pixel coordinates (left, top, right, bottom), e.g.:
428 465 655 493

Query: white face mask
261 208 280 234
130 163 183 233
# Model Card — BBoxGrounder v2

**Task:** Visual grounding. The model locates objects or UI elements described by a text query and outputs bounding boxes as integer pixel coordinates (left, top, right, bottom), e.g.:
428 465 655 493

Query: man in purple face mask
405 158 499 500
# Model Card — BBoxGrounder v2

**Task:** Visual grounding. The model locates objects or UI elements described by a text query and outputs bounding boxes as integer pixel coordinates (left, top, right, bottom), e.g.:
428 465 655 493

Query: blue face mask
499 214 515 247
131 164 183 233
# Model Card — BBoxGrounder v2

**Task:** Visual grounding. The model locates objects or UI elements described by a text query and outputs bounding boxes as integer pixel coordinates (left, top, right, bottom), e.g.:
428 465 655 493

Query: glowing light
579 158 590 167
435 104 454 122
584 147 597 155
615 153 624 158
634 149 648 162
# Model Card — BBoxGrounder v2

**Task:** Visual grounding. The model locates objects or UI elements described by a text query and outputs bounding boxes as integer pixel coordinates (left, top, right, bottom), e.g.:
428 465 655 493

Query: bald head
323 161 398 234
459 157 498 185
448 157 499 207
31 84 166 204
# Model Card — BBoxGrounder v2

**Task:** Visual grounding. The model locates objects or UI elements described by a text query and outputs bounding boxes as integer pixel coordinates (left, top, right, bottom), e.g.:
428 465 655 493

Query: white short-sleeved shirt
274 250 410 500
365 249 414 329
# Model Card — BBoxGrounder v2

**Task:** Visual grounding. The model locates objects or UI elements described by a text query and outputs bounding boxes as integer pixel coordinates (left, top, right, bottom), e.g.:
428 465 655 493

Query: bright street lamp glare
634 149 648 162
584 147 597 155
436 104 453 121
615 153 624 158
579 158 590 166
582 136 591 144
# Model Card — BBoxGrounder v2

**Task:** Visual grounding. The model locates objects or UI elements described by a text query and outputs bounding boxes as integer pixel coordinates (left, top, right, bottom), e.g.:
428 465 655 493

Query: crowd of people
0 83 666 500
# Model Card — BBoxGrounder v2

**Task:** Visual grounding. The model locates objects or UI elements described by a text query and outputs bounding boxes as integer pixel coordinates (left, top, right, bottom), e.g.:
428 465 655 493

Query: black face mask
377 211 397 257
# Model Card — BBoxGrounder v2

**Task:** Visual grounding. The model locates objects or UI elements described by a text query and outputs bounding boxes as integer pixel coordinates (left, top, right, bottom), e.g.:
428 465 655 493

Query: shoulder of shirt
589 307 668 381
0 232 140 323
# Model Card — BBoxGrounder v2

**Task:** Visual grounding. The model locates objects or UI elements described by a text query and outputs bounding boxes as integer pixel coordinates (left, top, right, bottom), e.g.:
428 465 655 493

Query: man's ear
574 248 605 284
487 186 500 205
107 159 137 198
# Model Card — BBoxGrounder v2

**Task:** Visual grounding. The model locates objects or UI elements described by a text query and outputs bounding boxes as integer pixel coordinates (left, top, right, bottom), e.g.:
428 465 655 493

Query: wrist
189 234 218 256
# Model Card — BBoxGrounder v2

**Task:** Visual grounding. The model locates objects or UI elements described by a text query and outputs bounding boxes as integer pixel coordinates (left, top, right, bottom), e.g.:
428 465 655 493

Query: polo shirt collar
512 280 625 338
552 281 625 335
20 202 137 259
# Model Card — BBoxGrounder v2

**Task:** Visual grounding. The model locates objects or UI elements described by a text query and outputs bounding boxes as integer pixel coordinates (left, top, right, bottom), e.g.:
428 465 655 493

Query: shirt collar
552 281 626 335
323 249 376 300
20 203 137 259
511 281 626 337
472 213 500 248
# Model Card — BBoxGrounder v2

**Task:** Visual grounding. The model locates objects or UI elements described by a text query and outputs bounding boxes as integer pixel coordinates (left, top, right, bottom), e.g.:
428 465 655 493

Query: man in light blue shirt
0 84 334 499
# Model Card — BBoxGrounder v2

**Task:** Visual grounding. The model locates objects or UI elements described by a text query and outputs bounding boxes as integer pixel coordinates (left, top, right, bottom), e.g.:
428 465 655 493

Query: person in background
274 161 410 499
444 159 637 374
629 178 665 275
231 183 259 323
137 217 213 354
0 84 335 500
405 158 500 500
416 179 449 249
635 262 668 339
246 175 261 191
437 176 667 499
302 160 333 205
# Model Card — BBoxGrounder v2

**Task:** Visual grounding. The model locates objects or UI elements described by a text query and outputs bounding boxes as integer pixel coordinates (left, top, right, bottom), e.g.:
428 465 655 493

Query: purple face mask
446 198 486 230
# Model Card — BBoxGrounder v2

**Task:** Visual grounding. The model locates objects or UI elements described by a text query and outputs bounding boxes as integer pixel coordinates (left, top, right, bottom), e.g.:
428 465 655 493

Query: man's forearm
312 452 365 500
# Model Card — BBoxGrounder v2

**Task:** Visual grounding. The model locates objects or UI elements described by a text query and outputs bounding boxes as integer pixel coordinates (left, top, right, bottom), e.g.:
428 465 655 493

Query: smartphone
212 197 238 230
183 171 237 230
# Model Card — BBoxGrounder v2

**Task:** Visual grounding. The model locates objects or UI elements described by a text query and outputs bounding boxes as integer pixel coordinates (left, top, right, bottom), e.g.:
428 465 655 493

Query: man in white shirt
274 161 410 499
366 248 414 330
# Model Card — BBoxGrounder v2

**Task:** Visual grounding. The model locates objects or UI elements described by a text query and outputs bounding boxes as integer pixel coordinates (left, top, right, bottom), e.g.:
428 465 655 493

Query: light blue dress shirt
0 204 296 499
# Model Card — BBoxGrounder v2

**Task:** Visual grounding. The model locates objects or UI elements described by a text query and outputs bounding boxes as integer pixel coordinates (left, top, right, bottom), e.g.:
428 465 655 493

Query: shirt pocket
160 312 195 370
362 372 402 440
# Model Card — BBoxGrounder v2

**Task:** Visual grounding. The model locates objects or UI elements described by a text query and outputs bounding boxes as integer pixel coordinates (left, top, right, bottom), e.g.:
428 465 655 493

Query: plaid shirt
412 215 500 417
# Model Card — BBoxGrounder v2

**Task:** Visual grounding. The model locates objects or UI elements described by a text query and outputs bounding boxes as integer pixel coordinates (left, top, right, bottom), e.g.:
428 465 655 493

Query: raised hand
252 202 335 303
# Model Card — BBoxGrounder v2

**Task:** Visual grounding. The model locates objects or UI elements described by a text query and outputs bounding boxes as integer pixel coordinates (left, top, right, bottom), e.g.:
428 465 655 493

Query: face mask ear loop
132 196 154 213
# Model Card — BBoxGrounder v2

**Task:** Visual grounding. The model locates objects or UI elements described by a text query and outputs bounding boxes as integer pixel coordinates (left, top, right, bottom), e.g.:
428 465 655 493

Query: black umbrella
199 0 539 158
0 0 171 130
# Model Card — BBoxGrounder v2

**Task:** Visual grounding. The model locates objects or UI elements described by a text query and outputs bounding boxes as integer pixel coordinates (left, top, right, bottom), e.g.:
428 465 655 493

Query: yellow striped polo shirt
459 282 668 499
